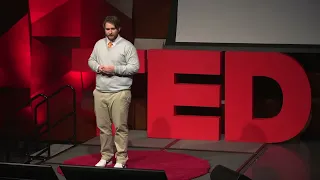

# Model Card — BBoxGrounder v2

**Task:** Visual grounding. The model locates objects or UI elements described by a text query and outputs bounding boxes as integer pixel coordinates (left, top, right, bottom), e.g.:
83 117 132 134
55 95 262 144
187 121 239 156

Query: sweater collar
106 35 122 46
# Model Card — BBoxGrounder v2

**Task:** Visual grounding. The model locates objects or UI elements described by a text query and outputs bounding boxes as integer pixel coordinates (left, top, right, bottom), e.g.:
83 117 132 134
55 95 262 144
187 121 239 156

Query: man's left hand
102 65 115 73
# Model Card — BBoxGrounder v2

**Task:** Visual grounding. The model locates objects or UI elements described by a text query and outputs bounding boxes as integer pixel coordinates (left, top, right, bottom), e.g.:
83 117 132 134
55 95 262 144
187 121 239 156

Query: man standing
88 16 139 168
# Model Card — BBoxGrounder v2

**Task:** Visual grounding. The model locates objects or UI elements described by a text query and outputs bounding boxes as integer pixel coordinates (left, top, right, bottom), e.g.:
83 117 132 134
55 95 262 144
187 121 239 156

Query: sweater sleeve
88 42 100 73
114 43 140 76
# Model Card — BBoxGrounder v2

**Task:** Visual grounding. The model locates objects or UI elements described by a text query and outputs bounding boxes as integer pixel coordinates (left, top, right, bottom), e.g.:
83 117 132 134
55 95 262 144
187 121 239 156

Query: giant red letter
147 49 221 140
225 52 311 143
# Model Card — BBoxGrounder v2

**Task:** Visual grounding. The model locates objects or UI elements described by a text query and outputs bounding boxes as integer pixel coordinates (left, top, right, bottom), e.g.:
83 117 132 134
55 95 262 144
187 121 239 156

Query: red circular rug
57 150 210 180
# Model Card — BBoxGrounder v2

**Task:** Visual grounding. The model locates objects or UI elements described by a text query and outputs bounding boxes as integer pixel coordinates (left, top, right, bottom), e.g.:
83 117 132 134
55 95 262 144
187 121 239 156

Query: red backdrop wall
0 0 134 142
0 0 319 142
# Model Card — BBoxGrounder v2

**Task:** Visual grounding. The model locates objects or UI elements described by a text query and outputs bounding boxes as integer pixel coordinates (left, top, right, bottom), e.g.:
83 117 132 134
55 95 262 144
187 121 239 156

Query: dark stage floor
40 130 261 179
36 130 319 180
243 140 320 180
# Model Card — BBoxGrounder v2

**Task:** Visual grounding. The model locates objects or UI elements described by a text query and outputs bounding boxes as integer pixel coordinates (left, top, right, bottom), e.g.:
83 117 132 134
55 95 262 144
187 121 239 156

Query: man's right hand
98 65 104 72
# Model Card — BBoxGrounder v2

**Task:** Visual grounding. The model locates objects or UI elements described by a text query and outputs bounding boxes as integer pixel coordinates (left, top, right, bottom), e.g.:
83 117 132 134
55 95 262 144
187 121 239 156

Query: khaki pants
93 89 131 164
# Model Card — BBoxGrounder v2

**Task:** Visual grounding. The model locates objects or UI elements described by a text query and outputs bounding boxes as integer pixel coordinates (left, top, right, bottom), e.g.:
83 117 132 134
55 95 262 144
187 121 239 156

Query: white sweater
88 35 140 92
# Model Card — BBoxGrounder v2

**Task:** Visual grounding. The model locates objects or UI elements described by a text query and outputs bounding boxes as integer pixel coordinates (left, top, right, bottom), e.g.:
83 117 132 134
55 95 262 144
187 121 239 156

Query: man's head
103 16 121 42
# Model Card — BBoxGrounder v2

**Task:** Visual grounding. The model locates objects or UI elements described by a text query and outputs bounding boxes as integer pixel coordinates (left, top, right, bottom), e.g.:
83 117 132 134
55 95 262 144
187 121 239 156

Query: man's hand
98 65 104 72
100 65 115 73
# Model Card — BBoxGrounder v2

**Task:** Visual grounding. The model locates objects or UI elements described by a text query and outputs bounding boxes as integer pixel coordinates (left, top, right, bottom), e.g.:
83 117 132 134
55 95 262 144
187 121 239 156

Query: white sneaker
95 159 112 167
114 163 126 168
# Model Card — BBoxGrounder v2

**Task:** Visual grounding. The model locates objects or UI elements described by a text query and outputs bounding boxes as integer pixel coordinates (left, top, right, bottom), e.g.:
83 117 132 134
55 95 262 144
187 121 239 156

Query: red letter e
147 50 221 140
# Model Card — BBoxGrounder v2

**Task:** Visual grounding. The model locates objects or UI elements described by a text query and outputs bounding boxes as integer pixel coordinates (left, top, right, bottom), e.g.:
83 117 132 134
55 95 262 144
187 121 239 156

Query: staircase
0 85 78 164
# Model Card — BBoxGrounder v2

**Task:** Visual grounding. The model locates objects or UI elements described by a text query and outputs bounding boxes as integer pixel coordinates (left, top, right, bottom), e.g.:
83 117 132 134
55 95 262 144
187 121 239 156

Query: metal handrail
34 85 77 142
25 85 77 163
29 93 48 105
2 93 48 162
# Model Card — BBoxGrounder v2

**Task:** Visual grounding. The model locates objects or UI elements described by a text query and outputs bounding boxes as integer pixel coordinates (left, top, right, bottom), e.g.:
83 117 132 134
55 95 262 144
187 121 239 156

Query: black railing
34 85 77 141
1 93 48 162
23 85 77 164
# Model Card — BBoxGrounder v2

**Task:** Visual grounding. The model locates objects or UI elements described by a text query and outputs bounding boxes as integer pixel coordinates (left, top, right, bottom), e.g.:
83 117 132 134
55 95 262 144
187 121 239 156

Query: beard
107 34 118 41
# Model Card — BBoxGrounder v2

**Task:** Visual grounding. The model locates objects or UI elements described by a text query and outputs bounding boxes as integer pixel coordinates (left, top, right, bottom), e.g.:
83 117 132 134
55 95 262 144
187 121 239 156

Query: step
30 143 74 158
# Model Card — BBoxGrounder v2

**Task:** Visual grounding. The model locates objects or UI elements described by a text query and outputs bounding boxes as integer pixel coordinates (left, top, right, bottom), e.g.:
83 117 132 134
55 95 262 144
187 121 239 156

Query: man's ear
118 27 121 32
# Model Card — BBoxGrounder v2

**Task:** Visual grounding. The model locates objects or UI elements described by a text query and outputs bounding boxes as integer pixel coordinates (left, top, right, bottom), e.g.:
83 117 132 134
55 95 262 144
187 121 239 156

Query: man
88 16 140 168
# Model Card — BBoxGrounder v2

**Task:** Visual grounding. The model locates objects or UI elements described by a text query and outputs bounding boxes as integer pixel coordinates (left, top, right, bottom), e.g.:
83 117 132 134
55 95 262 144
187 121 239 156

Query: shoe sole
95 160 113 167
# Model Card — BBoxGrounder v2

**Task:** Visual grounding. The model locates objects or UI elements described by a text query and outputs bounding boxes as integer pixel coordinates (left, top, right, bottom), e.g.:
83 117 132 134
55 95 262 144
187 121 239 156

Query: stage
39 130 264 179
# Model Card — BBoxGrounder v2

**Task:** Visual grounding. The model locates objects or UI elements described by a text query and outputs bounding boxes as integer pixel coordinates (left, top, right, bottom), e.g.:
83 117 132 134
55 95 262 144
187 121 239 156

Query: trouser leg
93 89 114 160
109 90 131 164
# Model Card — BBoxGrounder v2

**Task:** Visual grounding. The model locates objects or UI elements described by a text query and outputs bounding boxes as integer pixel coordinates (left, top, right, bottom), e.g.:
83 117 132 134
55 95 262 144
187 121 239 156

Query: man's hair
102 16 121 29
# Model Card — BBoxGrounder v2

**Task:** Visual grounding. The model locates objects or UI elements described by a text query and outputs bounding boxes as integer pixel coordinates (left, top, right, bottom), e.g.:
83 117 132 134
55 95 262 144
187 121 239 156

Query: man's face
105 22 120 41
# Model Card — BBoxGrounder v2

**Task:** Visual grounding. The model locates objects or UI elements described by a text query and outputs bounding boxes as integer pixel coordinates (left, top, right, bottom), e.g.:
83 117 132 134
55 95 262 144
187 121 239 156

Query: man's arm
88 43 101 73
114 44 140 76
